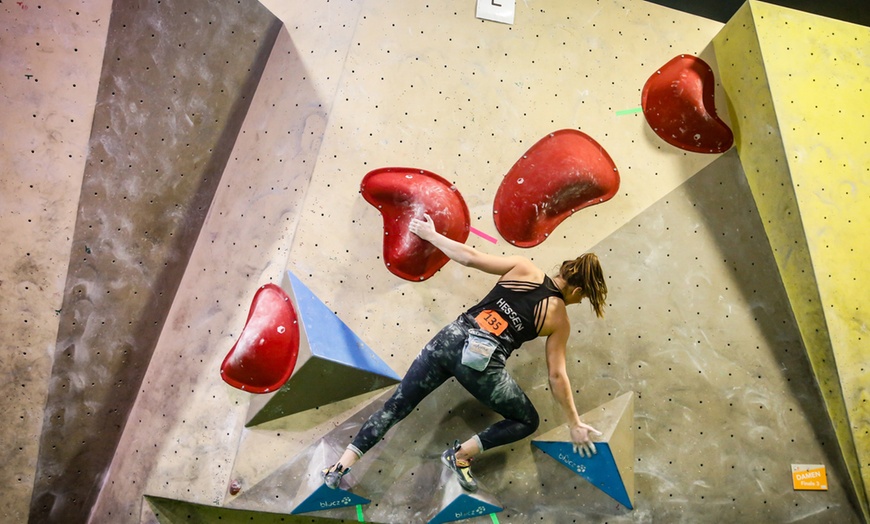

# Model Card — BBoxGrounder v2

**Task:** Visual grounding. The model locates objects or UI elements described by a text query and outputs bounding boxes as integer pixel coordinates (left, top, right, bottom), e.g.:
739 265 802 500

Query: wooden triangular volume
366 461 502 524
227 438 368 520
287 440 369 516
427 466 503 524
532 391 635 509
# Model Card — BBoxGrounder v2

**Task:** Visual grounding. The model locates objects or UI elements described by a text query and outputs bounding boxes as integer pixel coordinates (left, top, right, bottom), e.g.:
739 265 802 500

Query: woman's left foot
440 441 478 492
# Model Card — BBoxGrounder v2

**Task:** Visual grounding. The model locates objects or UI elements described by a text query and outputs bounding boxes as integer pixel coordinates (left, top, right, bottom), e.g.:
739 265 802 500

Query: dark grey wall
28 1 281 521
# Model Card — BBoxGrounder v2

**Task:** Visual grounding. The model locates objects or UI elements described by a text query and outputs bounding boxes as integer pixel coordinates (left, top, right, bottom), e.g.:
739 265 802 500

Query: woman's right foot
440 441 478 492
321 463 349 489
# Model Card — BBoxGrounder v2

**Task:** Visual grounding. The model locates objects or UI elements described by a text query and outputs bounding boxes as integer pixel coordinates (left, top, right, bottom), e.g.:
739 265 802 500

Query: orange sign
791 464 827 491
474 310 508 336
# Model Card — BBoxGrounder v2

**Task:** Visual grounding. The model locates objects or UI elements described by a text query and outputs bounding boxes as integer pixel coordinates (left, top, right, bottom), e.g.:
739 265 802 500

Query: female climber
323 213 607 492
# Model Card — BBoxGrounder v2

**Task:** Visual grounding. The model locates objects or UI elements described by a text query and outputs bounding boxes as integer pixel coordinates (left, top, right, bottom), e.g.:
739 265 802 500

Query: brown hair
559 253 607 317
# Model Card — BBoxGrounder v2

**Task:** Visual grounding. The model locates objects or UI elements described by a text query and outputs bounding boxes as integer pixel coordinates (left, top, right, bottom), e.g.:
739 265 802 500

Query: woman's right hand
570 421 603 458
408 212 524 275
409 213 437 241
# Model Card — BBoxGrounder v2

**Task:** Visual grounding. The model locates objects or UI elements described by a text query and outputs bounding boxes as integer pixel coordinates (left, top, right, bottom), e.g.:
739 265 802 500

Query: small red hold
493 130 620 248
642 54 733 154
220 284 300 394
229 479 242 495
361 167 470 281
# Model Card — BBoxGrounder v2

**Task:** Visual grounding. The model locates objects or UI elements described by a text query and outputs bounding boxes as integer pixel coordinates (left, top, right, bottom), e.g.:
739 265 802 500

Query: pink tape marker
469 226 498 244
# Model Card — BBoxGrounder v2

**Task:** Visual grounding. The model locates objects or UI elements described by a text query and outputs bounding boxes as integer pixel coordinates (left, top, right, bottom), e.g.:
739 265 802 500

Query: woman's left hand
570 421 603 458
409 213 437 241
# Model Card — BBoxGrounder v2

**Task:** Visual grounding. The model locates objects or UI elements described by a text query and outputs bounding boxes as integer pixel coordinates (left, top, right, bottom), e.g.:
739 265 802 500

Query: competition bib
474 309 507 336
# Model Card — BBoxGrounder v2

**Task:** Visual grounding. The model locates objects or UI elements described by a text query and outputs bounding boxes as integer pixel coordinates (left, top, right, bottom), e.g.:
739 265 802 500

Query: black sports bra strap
498 280 539 291
533 297 548 334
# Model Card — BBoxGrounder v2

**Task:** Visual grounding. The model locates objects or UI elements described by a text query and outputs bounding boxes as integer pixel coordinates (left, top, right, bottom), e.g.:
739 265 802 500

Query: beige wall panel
226 0 381 496
228 390 386 500
258 0 364 99
289 0 728 377
223 0 740 513
90 4 365 519
555 152 858 522
0 1 112 522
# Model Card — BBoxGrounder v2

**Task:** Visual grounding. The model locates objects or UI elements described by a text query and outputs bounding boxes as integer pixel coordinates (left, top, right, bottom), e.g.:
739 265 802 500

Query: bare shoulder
539 297 569 337
499 257 545 282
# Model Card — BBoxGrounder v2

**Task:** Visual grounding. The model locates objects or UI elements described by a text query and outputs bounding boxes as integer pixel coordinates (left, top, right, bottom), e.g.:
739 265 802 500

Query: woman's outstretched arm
409 214 536 278
544 305 602 457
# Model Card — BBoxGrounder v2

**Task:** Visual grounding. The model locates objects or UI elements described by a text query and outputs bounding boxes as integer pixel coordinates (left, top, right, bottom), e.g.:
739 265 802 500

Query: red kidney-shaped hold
361 167 470 281
642 54 734 154
220 284 300 393
493 129 620 248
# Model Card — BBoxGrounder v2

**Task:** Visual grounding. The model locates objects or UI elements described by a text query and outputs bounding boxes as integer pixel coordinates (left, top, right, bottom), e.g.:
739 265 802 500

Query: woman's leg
451 364 540 455
339 320 467 468
325 349 452 487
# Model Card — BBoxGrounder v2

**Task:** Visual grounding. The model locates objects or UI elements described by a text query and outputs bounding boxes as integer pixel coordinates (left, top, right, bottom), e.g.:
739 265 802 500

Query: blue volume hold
428 494 502 524
287 271 400 381
291 484 370 515
532 441 632 509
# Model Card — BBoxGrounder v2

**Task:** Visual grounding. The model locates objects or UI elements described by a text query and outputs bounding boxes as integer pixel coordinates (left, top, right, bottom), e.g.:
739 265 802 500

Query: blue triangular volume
290 484 370 515
428 494 502 524
532 441 633 509
287 271 400 381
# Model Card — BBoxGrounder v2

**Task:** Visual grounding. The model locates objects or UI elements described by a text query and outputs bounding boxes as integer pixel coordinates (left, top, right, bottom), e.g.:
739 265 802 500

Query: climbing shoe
322 463 350 489
440 440 478 492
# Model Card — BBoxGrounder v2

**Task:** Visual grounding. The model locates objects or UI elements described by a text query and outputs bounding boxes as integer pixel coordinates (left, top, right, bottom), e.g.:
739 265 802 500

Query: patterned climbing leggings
349 315 540 456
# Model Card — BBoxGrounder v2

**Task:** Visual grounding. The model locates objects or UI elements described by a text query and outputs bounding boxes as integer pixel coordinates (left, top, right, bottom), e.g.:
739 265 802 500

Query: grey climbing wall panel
27 1 281 522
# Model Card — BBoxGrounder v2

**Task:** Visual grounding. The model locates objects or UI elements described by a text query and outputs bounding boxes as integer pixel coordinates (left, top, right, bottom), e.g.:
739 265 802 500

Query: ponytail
559 253 607 317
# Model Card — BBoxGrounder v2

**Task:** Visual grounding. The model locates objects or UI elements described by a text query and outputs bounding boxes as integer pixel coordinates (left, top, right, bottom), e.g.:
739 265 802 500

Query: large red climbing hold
642 54 734 154
220 284 300 394
361 167 470 281
493 129 620 248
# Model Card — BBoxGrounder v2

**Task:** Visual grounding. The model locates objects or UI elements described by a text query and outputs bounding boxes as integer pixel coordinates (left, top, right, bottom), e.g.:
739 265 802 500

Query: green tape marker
490 513 500 524
615 107 643 115
357 504 365 522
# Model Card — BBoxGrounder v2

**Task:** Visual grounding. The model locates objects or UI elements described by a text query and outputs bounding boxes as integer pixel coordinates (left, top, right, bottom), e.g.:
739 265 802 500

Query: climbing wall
2 0 866 523
21 1 281 522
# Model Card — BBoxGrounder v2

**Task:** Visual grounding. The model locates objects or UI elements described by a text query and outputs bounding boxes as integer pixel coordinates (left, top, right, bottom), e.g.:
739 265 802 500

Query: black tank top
465 275 564 352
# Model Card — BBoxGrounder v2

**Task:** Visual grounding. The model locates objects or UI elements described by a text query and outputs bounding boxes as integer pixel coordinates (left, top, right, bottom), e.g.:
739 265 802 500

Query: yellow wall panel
715 1 870 519
752 0 870 514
